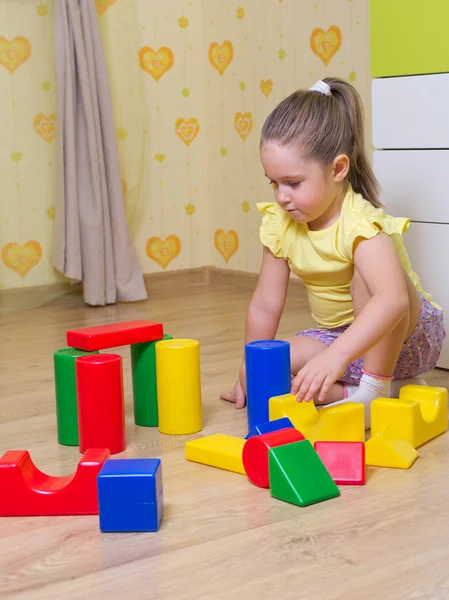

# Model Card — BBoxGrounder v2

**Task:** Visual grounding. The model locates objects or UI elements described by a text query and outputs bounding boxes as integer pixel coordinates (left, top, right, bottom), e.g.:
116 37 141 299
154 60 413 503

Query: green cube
269 440 340 507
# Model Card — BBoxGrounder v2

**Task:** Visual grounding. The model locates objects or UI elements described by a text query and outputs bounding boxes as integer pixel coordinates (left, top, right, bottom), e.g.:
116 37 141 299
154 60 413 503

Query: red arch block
0 449 110 516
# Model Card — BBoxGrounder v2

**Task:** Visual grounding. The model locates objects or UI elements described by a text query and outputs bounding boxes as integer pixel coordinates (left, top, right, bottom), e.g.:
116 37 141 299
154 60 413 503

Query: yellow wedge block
185 434 246 474
365 433 418 469
269 394 365 443
371 386 448 448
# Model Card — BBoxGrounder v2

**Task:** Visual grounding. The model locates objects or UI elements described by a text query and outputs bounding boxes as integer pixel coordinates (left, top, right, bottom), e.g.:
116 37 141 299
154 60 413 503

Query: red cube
314 441 365 485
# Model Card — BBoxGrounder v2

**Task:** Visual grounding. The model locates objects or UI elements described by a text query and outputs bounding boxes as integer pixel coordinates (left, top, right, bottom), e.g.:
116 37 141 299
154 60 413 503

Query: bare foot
219 379 246 409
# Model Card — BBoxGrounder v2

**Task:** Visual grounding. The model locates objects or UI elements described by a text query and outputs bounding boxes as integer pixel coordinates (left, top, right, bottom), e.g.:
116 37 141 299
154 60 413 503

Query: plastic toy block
130 334 173 427
365 434 418 469
76 354 125 455
269 394 365 443
269 440 340 507
245 340 291 432
314 442 366 485
245 417 295 440
97 458 163 532
0 449 110 516
370 386 448 448
54 347 99 446
242 428 305 488
156 339 202 435
67 320 164 351
185 434 246 474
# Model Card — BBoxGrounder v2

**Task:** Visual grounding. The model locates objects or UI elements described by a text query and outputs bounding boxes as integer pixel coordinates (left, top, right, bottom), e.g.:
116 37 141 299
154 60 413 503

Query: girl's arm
244 246 291 345
291 232 409 401
328 232 409 364
220 246 290 406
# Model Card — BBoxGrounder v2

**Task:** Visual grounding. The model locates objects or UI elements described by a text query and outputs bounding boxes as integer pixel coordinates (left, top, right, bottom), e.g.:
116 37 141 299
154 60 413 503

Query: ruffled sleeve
343 192 410 260
256 202 286 258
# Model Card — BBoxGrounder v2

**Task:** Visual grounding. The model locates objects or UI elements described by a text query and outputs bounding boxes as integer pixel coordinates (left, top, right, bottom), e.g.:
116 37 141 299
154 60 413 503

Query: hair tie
308 80 332 96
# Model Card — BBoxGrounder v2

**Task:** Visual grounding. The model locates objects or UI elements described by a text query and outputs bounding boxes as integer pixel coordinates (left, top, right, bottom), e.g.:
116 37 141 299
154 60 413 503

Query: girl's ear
332 154 350 182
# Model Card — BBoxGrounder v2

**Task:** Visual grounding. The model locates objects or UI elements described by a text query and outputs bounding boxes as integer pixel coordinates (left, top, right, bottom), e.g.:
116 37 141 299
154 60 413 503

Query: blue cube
97 458 163 532
245 417 295 439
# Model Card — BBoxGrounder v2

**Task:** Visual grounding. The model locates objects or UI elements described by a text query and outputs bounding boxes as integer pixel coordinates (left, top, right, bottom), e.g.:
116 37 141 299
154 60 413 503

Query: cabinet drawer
372 75 449 149
374 150 449 223
371 0 449 77
403 222 449 369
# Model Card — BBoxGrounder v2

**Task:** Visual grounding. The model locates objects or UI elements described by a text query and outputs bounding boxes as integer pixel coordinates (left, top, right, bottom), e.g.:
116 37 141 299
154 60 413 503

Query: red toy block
314 441 365 485
67 320 164 351
0 448 110 516
76 354 126 455
242 427 305 488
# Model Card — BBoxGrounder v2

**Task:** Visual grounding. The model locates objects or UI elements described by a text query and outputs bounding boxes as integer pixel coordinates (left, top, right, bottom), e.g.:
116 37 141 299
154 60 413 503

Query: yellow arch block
365 434 418 469
269 394 365 443
185 434 246 474
370 385 448 448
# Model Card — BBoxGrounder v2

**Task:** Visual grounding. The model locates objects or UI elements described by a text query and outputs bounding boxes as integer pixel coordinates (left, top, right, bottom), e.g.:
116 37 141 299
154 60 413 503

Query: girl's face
260 142 346 229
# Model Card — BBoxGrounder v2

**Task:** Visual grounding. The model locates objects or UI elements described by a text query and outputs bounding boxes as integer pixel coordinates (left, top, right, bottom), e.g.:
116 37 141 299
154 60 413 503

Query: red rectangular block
314 441 365 485
67 320 163 351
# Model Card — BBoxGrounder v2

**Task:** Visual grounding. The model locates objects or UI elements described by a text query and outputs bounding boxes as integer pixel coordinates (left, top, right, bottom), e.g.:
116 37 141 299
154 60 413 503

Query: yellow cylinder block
156 339 203 435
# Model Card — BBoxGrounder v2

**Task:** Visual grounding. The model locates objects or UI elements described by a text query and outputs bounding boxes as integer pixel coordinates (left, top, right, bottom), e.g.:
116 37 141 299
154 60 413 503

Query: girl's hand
291 348 348 404
219 378 246 409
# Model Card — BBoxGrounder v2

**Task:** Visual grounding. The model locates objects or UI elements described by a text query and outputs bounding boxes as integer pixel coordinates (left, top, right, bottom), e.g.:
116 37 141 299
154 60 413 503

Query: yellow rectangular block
269 394 365 443
185 434 246 474
371 386 448 448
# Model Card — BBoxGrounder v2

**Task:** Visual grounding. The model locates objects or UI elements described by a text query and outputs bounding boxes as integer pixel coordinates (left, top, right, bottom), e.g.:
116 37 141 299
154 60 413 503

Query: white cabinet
372 74 449 149
374 150 449 223
402 223 449 368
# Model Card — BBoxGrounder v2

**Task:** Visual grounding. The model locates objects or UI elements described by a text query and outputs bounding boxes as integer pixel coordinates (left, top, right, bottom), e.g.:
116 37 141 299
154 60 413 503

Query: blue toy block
245 417 295 439
245 340 291 433
97 458 163 532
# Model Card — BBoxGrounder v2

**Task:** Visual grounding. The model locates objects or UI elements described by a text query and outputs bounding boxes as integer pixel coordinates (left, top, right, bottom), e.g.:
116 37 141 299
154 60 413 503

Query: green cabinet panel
371 0 449 77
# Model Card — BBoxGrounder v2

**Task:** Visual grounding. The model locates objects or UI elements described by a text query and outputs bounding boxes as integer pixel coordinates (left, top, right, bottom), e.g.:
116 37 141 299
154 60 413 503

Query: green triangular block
269 440 340 507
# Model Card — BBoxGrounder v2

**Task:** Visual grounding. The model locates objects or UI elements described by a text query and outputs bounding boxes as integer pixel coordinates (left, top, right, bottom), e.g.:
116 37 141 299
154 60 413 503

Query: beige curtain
53 0 147 306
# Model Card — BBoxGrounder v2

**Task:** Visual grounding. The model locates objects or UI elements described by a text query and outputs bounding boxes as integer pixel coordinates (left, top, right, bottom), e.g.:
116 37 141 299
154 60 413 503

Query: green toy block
130 334 172 427
268 440 340 507
54 348 99 446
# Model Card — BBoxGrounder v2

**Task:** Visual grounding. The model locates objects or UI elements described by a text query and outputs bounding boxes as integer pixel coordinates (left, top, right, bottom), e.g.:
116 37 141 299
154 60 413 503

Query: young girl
220 77 445 426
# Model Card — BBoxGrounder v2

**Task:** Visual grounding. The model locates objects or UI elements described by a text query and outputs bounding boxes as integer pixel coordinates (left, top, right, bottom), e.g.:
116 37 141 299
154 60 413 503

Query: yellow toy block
365 434 418 469
370 385 448 448
269 394 365 443
185 434 245 474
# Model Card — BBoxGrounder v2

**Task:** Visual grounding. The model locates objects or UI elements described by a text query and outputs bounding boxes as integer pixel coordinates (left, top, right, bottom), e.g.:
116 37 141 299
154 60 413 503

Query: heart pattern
175 117 200 146
220 148 227 157
0 36 31 74
95 0 118 15
146 235 181 269
10 152 22 162
208 41 234 75
155 153 166 163
1 241 43 278
139 46 174 82
260 79 273 98
214 230 239 263
310 26 342 66
33 113 56 144
234 112 253 141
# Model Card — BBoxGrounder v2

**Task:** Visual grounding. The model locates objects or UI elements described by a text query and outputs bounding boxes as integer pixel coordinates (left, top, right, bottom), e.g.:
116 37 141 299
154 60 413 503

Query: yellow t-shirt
257 185 438 329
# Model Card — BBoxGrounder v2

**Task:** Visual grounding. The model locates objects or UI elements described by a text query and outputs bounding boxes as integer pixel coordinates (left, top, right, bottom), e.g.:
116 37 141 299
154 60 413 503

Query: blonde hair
261 77 381 208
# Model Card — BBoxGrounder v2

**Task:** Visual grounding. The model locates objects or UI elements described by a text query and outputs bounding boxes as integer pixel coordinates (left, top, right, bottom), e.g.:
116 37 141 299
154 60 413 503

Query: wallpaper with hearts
0 0 370 289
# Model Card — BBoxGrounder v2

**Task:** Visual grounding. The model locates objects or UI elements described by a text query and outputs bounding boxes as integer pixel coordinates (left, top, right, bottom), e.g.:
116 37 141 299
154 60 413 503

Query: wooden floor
1 269 449 600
